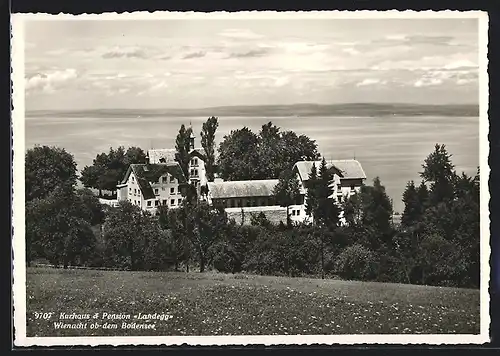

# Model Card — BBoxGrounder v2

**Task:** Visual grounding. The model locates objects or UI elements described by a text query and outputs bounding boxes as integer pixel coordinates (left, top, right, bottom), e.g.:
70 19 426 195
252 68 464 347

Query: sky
24 18 480 111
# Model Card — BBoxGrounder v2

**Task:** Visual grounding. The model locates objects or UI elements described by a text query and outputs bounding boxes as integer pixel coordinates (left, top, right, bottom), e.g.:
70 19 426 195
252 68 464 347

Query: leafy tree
175 124 193 180
217 127 261 181
217 123 320 180
273 169 301 227
25 145 78 201
124 146 147 166
334 244 377 281
80 146 147 195
200 116 219 181
192 204 228 272
25 185 97 268
76 188 105 226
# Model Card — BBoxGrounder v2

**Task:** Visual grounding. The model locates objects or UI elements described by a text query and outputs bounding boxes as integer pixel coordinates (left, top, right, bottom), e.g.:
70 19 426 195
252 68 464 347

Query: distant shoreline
26 103 479 119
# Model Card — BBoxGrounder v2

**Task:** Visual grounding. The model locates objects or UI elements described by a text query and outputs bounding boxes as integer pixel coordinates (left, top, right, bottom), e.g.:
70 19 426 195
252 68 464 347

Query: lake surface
24 115 480 213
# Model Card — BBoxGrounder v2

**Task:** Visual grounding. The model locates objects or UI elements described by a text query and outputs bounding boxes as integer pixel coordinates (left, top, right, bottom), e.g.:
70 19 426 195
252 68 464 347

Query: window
177 186 181 194
162 200 167 205
129 188 132 193
134 188 137 194
147 201 152 207
171 199 175 205
292 210 296 216
350 185 355 191
132 176 135 182
162 187 165 191
154 188 159 195
155 200 159 206
162 176 168 183
170 187 175 195
170 175 175 183
296 210 300 216
178 198 182 205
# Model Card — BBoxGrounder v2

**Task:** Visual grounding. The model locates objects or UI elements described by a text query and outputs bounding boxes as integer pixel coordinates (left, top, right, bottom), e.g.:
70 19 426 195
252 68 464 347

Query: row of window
216 197 276 208
154 187 180 195
291 209 301 216
129 198 182 208
190 158 199 166
146 198 182 207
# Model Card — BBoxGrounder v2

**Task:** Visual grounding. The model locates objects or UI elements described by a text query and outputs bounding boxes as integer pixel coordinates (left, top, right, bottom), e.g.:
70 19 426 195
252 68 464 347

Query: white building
288 159 367 224
206 179 287 225
116 162 188 214
147 130 211 198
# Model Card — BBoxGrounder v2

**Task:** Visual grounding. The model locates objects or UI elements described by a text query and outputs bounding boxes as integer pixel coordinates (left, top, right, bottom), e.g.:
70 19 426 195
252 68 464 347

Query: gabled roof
120 163 187 200
208 179 279 199
294 159 366 182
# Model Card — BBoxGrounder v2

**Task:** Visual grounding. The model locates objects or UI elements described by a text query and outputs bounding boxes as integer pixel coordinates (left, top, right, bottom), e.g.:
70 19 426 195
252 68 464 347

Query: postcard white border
12 10 490 347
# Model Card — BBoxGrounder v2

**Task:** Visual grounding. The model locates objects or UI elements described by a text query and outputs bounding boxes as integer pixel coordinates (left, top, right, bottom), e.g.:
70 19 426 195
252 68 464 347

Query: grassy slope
26 268 480 337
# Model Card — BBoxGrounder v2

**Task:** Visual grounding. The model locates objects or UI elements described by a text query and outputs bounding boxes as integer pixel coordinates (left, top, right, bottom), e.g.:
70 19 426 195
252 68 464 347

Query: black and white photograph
12 11 489 346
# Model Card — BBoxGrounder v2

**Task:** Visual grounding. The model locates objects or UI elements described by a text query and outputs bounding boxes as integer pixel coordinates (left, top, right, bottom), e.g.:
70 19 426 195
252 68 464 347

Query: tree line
24 118 480 288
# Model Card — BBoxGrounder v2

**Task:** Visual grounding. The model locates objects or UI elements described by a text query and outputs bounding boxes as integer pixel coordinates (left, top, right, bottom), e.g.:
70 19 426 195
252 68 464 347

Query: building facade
147 130 210 197
206 179 287 225
290 159 367 224
116 162 187 214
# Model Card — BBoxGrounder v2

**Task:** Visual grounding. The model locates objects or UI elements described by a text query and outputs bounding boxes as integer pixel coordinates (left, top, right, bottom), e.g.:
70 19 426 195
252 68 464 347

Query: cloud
356 78 387 87
406 35 455 46
342 47 360 55
443 59 478 70
379 34 455 46
414 78 443 87
182 51 206 59
219 28 264 40
101 46 146 59
25 68 78 93
227 48 270 59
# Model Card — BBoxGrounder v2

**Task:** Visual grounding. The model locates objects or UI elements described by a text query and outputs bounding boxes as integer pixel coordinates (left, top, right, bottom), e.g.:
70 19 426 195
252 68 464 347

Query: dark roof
294 160 367 181
207 179 279 199
121 163 187 200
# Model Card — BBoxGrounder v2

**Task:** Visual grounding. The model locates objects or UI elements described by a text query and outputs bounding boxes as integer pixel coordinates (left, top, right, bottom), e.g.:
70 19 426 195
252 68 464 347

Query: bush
211 240 241 273
334 244 377 281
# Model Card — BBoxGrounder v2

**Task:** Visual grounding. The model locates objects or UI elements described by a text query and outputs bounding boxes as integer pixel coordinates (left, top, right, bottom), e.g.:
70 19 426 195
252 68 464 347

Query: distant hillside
26 103 479 118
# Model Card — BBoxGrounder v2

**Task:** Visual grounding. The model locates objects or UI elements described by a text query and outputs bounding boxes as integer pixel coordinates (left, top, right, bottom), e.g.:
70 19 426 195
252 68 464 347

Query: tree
217 123 320 181
420 144 455 205
25 185 97 268
25 145 78 201
316 158 341 228
175 124 192 180
80 146 147 195
201 116 219 181
305 162 319 222
192 204 228 272
273 169 301 227
401 181 419 227
217 127 261 181
124 146 147 166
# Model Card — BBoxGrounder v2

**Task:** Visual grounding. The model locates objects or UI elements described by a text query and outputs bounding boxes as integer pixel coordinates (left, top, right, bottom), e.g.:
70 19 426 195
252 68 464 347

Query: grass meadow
26 267 480 337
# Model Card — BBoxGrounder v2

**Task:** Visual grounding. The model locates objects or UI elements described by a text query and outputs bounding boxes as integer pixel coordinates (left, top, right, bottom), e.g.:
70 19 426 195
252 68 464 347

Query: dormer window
162 176 168 183
170 175 175 183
